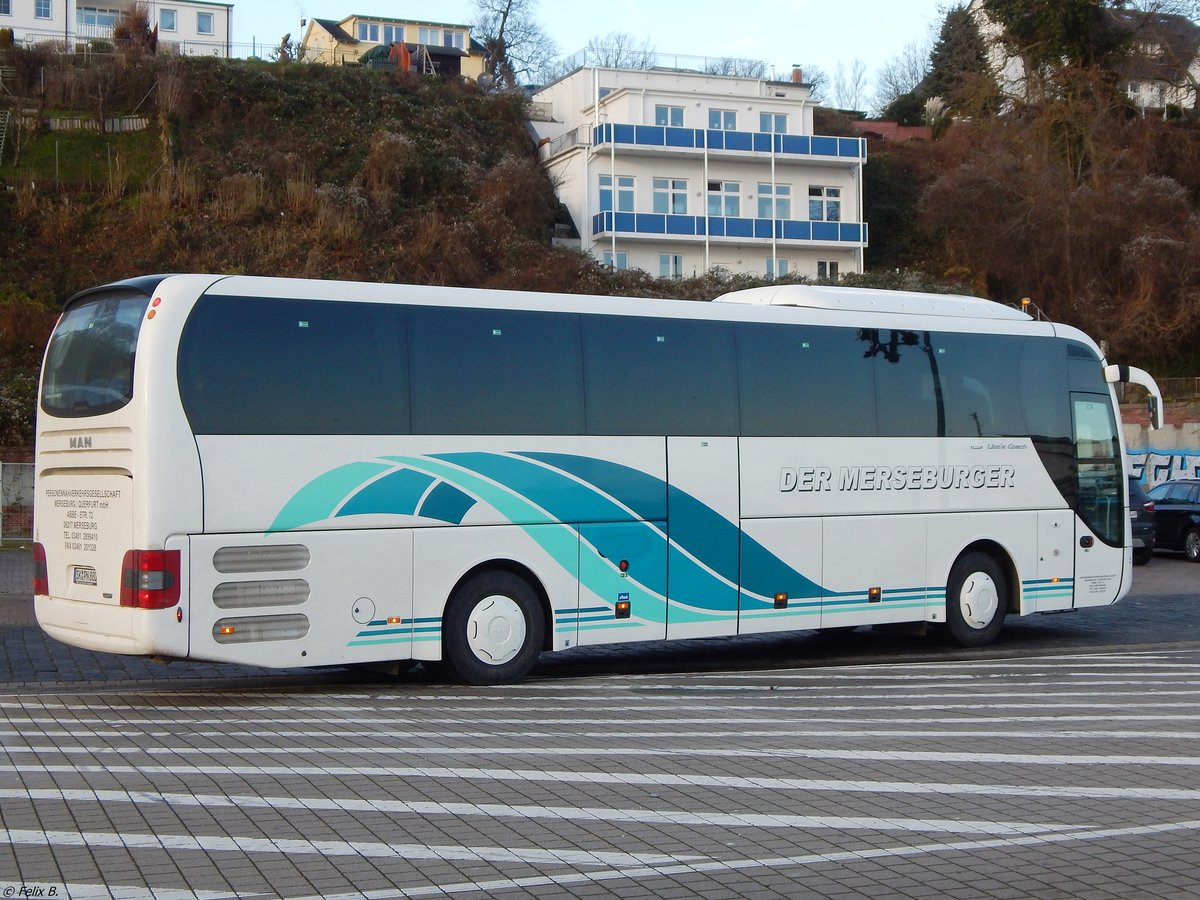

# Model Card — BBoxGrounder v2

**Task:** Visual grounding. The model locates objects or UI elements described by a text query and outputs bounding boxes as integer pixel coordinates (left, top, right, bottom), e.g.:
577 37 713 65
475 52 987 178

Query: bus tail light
121 550 181 609
32 543 48 596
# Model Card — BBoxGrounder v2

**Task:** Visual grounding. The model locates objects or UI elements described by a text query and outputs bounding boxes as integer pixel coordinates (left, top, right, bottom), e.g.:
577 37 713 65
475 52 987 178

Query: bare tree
586 31 657 69
833 59 869 111
873 38 932 115
473 0 560 88
703 57 769 78
798 64 830 104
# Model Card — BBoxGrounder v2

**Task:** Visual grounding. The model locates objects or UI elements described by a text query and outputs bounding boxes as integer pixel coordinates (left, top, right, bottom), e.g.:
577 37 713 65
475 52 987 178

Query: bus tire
441 570 544 685
1186 529 1200 563
944 551 1007 647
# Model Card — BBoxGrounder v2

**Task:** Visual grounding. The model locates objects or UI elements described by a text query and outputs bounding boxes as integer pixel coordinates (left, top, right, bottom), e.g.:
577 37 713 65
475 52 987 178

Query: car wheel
1132 547 1153 566
441 570 544 685
1185 530 1200 563
944 551 1008 647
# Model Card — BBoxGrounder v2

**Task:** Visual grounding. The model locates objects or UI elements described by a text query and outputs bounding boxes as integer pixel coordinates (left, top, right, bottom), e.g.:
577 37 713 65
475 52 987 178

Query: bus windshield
41 291 149 418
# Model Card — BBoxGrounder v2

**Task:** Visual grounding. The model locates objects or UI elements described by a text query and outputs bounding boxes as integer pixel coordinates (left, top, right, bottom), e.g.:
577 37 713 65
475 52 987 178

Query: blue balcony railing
592 124 866 161
592 211 867 244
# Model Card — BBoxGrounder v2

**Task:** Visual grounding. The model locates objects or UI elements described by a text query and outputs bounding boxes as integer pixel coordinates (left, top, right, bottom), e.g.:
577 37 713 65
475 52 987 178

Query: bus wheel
442 571 544 685
1186 529 1200 562
944 551 1007 647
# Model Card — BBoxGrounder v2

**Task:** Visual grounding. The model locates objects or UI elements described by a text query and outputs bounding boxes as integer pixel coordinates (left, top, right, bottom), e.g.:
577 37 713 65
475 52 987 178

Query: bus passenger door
665 437 741 639
1071 393 1126 607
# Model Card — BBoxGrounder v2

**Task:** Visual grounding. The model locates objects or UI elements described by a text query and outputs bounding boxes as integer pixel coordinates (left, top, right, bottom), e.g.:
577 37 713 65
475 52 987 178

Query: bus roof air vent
714 285 1033 321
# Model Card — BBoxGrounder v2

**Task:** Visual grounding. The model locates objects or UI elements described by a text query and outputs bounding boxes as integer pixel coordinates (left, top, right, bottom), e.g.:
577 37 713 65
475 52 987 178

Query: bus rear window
41 291 149 418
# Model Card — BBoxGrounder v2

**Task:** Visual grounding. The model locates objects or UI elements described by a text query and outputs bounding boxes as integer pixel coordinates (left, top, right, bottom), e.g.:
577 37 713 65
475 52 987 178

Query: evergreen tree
981 0 1132 72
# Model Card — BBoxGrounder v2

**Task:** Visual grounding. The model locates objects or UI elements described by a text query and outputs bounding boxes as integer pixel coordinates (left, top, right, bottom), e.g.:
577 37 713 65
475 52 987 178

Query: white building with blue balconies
530 56 867 280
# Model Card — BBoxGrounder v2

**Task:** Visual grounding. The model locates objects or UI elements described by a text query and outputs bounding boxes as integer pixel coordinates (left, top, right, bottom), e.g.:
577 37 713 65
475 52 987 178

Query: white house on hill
529 58 868 280
0 0 233 56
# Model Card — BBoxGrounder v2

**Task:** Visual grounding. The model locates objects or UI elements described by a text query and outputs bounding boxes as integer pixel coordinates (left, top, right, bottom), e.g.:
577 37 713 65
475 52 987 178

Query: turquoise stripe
271 462 391 531
515 452 667 520
338 468 435 519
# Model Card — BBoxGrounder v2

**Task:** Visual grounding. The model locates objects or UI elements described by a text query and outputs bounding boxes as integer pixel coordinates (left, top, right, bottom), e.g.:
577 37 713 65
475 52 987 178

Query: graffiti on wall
1127 451 1200 487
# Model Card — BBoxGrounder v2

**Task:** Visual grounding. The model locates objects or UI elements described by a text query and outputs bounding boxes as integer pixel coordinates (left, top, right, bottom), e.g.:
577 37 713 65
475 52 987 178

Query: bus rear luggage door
665 437 740 640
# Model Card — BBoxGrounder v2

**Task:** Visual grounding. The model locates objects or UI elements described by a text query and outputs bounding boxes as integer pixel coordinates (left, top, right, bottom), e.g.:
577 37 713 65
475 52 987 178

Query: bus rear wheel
944 551 1007 647
441 570 544 685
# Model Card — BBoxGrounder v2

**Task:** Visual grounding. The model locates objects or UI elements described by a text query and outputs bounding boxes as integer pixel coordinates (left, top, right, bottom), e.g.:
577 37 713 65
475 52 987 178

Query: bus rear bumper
35 594 181 657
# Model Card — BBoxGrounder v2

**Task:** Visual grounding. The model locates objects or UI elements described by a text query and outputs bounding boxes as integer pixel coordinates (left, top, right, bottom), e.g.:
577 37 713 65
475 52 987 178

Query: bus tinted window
583 315 738 435
866 329 938 437
931 332 1027 437
410 307 584 435
41 291 148 418
179 296 409 434
736 323 875 436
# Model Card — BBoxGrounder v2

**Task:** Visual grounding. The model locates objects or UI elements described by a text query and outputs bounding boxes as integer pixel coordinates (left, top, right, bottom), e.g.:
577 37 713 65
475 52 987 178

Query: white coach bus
32 275 1162 683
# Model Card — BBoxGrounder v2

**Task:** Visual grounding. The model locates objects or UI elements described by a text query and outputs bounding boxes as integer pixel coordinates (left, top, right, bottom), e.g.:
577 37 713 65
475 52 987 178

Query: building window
160 8 176 30
77 6 121 27
809 186 841 221
759 112 787 133
197 11 214 34
383 24 403 44
655 105 684 127
600 174 635 213
653 178 688 215
602 251 629 270
358 22 379 42
417 27 464 49
708 109 736 130
35 0 50 18
757 183 791 219
817 260 840 280
659 254 684 279
707 180 739 217
767 258 789 278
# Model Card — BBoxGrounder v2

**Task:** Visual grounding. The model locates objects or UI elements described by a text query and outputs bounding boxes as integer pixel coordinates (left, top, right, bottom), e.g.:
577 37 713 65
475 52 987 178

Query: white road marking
3 741 1198 766
0 787 1087 836
0 827 703 868
1 761 1197 801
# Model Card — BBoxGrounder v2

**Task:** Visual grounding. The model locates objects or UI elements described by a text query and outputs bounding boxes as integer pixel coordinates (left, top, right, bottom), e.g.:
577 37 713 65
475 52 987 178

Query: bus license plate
72 567 97 586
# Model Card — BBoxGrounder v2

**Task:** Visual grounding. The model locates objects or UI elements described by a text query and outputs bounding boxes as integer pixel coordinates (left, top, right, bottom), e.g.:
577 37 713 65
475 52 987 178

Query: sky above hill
235 0 947 89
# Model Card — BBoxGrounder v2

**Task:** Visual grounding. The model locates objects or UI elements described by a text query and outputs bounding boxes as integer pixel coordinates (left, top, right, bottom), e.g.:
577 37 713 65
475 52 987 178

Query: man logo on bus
69 436 93 449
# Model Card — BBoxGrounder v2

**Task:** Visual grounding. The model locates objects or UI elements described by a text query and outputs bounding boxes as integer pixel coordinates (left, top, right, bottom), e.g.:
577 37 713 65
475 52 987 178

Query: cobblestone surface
0 554 1197 898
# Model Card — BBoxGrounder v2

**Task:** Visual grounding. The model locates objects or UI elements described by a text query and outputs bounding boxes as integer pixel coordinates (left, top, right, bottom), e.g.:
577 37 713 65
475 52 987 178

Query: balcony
592 211 867 245
592 124 866 164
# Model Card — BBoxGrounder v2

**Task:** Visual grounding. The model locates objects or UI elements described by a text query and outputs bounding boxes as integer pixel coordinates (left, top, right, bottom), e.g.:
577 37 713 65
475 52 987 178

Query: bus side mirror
1104 363 1164 430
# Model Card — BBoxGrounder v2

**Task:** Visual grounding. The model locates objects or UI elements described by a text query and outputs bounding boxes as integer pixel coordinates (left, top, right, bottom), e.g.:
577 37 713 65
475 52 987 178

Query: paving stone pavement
1 554 1198 897
1 649 1200 898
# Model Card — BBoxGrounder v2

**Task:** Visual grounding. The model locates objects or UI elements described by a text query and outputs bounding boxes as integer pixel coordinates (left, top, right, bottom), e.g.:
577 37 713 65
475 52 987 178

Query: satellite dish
477 73 495 89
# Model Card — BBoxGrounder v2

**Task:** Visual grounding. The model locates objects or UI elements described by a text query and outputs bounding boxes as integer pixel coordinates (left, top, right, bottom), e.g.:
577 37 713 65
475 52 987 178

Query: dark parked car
1146 478 1200 561
1128 475 1156 565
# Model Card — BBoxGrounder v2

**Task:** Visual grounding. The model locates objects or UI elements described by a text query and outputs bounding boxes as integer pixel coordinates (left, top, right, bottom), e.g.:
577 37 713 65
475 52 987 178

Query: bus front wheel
944 551 1007 647
442 570 544 685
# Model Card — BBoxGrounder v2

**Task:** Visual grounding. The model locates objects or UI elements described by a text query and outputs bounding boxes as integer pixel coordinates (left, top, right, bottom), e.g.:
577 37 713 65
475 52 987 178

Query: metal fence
1156 378 1200 401
1 462 33 546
